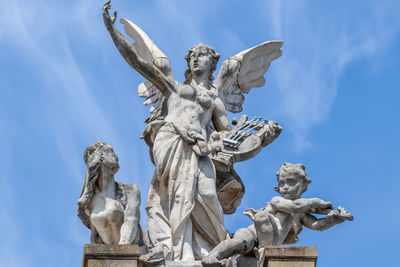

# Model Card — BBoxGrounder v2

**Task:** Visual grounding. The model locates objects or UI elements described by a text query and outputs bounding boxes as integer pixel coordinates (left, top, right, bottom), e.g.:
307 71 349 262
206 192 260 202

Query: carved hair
184 43 220 85
83 142 119 172
275 163 311 193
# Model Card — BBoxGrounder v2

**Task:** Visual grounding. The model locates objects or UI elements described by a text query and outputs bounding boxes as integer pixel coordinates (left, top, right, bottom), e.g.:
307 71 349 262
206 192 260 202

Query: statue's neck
191 72 211 89
97 167 115 196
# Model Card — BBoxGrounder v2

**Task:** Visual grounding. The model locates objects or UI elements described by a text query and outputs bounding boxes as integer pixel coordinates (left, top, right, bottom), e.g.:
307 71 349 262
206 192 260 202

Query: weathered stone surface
82 244 139 267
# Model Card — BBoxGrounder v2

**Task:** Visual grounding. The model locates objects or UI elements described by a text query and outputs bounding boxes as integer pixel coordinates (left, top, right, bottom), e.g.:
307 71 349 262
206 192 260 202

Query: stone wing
214 41 283 113
138 81 167 123
121 18 173 122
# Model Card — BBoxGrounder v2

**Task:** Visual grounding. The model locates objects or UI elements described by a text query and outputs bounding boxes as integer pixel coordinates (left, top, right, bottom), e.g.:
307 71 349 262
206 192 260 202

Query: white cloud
262 0 400 150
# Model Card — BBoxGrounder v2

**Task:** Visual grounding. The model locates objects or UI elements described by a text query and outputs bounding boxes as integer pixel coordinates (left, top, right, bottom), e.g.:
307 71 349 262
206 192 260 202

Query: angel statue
103 1 283 263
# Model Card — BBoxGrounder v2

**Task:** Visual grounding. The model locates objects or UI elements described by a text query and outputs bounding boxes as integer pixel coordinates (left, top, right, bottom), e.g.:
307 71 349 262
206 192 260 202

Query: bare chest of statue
90 192 125 244
166 84 216 131
178 84 214 109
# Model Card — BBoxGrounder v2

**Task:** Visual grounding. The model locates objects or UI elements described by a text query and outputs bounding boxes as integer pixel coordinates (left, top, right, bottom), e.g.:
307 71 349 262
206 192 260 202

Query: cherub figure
202 163 353 267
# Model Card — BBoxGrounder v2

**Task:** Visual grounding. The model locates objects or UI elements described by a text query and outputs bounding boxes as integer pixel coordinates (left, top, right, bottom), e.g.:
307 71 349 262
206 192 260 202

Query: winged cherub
202 163 353 267
103 1 282 263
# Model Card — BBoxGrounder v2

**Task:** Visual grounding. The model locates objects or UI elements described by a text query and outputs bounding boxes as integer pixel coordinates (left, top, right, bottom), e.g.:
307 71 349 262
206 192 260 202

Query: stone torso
263 203 303 245
272 211 302 245
165 83 217 138
90 184 125 244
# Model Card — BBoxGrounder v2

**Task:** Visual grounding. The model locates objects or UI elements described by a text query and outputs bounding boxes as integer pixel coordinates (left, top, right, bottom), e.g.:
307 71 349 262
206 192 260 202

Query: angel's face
189 48 213 75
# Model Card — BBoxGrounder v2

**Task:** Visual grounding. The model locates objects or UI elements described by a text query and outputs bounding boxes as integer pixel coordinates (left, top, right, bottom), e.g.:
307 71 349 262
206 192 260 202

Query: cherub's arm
301 207 353 231
269 196 333 214
102 1 174 97
212 97 232 132
119 184 141 245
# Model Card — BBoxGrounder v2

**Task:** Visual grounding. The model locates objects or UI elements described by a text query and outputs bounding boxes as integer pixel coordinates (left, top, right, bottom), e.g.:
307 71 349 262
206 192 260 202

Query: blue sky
1 0 399 266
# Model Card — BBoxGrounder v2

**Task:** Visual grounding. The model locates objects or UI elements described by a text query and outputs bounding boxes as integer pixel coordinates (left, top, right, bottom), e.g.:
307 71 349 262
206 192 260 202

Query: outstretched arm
102 1 174 97
119 184 141 245
269 196 333 214
301 207 353 231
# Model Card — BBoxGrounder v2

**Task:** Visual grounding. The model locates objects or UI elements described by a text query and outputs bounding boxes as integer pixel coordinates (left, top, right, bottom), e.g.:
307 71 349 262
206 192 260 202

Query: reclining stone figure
202 163 353 266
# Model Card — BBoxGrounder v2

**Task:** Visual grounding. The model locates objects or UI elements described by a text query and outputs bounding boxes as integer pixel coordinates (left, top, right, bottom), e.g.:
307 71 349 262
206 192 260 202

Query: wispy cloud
0 0 123 181
262 0 400 150
0 170 29 267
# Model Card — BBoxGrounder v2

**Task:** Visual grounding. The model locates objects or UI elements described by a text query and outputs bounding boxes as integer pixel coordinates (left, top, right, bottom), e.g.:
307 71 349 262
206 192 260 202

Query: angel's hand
258 120 282 147
103 1 117 25
209 131 231 153
209 132 222 153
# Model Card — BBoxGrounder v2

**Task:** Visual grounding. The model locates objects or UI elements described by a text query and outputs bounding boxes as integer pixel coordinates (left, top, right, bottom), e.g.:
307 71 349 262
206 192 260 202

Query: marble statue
202 163 353 267
77 142 143 245
102 0 282 263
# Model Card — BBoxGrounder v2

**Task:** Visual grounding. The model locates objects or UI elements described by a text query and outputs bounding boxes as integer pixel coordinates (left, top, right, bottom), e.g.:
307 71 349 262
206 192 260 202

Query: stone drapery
145 122 229 261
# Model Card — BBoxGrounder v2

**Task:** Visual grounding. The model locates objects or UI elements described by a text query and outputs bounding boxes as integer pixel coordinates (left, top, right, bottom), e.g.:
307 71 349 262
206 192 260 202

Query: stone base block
82 244 139 267
164 260 202 267
81 245 317 267
228 246 317 267
263 246 317 267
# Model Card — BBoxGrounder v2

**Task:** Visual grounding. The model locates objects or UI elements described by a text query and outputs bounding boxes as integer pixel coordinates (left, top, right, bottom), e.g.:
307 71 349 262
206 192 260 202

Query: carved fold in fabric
145 122 230 260
143 121 245 215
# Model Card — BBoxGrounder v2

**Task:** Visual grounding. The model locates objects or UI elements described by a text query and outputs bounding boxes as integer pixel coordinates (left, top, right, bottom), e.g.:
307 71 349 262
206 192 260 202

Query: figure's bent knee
233 228 256 253
254 211 274 224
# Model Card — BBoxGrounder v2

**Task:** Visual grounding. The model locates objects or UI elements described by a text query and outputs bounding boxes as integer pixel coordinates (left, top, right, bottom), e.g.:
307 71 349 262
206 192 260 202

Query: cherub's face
277 175 305 200
189 48 213 75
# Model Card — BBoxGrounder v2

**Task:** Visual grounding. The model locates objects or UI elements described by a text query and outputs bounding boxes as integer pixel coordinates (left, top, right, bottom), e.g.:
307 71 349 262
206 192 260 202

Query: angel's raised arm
102 1 175 97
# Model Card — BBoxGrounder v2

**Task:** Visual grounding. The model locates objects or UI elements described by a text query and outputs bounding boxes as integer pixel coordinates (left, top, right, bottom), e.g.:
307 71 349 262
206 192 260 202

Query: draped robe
144 122 229 261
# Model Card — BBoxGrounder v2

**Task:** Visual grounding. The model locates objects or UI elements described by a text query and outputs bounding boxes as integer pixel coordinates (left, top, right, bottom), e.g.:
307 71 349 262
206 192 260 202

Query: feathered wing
120 18 173 122
138 81 167 123
214 41 283 113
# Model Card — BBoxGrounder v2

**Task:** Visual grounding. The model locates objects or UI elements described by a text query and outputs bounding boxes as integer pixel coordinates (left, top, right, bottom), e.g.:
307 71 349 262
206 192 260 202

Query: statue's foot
201 255 225 267
139 246 165 264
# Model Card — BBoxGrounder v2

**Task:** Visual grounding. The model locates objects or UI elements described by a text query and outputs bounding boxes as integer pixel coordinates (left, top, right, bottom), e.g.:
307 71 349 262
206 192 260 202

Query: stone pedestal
263 246 317 267
82 244 139 267
143 260 202 267
229 246 317 267
81 245 316 267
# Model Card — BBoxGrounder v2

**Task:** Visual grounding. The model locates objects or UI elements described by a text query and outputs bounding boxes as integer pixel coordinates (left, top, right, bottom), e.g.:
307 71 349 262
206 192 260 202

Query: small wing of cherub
213 41 283 113
243 207 259 222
